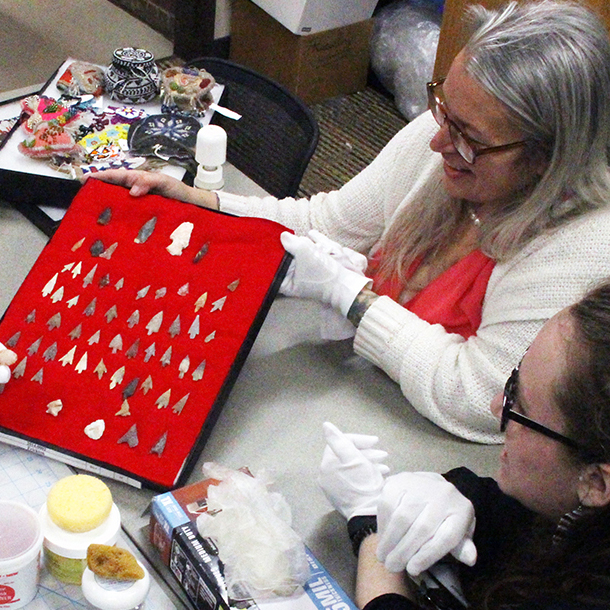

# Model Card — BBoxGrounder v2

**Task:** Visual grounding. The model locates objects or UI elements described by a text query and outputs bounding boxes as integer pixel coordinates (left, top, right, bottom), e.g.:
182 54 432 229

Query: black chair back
187 57 319 199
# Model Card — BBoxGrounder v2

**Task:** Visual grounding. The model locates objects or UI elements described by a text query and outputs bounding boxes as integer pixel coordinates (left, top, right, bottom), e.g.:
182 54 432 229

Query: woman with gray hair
94 1 610 444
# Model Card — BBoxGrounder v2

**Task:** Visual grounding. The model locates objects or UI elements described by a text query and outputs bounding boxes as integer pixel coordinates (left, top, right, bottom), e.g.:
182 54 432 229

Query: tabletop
0 113 501 610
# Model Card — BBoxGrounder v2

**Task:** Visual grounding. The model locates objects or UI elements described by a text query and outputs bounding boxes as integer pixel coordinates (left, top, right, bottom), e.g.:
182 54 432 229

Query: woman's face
490 311 583 519
430 51 546 209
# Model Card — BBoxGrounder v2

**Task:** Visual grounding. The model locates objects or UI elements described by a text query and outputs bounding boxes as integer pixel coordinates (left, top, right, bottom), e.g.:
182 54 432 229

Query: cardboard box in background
150 477 358 610
230 0 374 105
250 0 377 35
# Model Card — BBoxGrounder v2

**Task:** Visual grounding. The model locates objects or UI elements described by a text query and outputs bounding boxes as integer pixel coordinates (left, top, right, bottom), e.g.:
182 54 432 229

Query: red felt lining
0 179 288 489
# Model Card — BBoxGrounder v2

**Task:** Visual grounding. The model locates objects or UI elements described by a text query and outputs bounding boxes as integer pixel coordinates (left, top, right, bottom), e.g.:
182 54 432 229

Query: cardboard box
250 0 377 35
150 477 358 610
230 0 374 105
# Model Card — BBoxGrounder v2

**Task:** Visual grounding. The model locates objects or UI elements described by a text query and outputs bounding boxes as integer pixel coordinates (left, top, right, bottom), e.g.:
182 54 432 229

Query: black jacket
363 468 608 610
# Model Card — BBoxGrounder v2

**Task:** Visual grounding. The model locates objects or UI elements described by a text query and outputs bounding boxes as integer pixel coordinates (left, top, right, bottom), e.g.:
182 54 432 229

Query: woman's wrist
348 288 380 327
355 533 413 608
210 191 220 210
185 187 220 210
190 188 220 210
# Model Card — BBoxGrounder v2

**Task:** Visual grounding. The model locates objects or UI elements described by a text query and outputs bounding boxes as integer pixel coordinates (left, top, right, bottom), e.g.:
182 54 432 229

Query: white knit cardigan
218 111 610 443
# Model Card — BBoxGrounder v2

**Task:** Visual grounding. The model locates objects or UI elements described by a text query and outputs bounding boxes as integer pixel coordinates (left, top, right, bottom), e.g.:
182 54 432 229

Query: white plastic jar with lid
39 502 121 585
81 559 150 610
0 501 44 608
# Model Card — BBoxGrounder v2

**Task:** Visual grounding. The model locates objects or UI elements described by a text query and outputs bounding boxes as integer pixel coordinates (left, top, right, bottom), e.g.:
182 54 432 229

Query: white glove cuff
335 274 373 317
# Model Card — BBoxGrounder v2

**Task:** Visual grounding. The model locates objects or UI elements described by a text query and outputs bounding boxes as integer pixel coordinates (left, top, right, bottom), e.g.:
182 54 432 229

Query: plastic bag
196 463 310 600
371 0 442 120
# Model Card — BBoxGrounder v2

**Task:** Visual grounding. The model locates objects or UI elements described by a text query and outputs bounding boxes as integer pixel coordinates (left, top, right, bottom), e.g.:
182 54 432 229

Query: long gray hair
376 0 610 283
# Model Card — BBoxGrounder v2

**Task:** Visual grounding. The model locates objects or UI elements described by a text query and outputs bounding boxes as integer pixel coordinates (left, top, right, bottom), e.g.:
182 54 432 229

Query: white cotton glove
280 232 372 317
320 308 358 341
307 230 369 274
303 230 371 339
376 472 477 577
318 422 390 520
0 342 17 384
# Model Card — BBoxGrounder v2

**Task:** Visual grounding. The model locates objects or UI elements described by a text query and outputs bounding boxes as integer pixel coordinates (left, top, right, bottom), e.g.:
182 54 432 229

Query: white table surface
0 130 501 610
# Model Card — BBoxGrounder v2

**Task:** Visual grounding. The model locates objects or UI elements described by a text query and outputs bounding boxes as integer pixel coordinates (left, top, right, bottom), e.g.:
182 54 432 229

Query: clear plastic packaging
195 463 310 600
371 0 442 120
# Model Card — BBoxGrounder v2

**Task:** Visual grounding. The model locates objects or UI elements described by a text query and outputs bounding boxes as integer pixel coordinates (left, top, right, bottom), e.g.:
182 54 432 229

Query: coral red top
369 250 496 339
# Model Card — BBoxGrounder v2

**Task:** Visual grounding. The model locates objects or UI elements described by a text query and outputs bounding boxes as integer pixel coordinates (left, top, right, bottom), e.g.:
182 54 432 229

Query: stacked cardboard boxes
230 0 375 105
249 0 377 34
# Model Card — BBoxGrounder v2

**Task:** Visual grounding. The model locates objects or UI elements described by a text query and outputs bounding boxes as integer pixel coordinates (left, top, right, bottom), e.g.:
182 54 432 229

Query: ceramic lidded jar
104 47 160 104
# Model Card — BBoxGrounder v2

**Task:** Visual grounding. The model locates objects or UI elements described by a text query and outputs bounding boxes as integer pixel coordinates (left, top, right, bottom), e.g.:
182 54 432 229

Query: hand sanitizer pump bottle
194 124 227 191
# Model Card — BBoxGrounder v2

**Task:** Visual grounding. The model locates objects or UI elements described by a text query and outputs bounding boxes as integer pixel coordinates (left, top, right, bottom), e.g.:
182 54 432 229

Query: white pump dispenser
194 124 227 191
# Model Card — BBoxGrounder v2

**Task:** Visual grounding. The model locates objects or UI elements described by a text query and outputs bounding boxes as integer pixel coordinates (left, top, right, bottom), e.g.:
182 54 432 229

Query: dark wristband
347 288 379 327
348 515 378 556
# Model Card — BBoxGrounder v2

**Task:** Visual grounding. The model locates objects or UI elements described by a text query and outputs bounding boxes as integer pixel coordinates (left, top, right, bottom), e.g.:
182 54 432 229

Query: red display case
0 179 290 490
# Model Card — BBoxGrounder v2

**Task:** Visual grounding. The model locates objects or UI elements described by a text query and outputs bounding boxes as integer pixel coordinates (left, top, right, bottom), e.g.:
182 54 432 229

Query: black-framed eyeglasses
426 78 529 165
501 363 600 461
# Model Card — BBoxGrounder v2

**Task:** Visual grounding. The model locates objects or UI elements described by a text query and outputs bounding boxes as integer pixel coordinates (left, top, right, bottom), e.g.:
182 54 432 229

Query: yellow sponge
87 544 145 580
47 475 113 533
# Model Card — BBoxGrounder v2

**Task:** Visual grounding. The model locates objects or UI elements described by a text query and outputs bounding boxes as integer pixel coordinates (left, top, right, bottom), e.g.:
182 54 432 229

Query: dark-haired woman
320 281 610 609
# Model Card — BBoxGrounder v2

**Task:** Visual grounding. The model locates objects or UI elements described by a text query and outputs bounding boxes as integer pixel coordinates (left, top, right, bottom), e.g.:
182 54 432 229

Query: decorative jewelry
468 207 482 227
552 504 593 546
347 515 377 556
347 288 380 328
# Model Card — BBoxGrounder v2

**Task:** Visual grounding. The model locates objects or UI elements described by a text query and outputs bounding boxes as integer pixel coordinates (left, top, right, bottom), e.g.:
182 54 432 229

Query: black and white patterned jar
104 47 160 104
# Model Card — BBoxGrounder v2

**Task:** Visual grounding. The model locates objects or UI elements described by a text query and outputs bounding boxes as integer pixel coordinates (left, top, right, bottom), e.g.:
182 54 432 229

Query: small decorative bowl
160 66 216 116
104 47 160 104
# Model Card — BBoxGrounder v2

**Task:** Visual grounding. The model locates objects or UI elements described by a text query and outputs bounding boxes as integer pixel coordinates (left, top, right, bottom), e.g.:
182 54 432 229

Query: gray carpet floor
298 86 408 197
